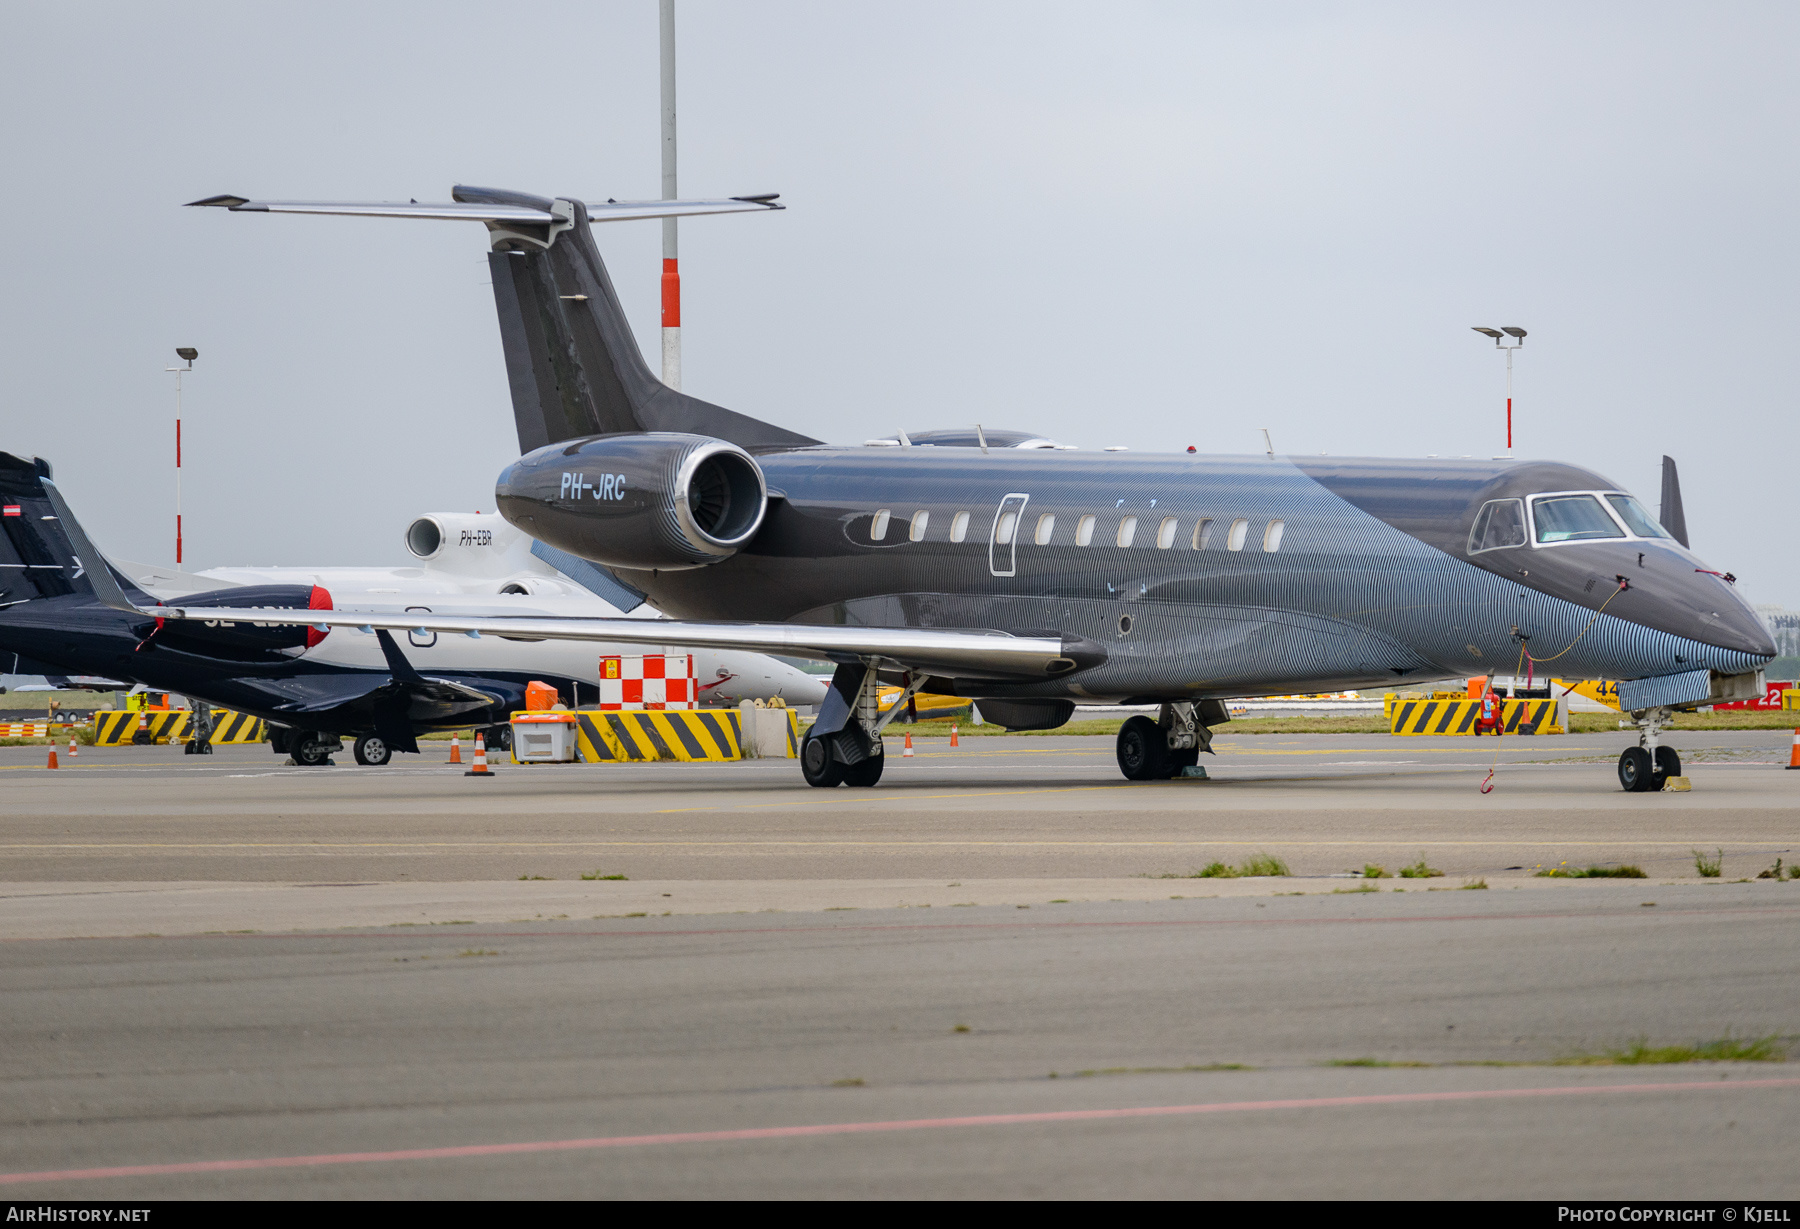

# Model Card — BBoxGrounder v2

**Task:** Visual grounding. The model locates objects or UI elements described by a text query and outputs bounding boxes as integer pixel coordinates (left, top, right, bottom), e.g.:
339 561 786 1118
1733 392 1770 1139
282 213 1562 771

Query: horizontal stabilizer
186 195 782 224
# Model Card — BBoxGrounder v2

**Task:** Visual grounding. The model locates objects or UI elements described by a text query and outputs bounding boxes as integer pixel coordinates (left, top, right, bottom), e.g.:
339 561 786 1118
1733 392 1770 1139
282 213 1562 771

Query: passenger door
988 493 1029 578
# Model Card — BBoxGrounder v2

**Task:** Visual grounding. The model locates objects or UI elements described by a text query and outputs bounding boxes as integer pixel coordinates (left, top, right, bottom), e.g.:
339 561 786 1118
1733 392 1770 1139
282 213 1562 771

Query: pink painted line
3 1077 1796 1187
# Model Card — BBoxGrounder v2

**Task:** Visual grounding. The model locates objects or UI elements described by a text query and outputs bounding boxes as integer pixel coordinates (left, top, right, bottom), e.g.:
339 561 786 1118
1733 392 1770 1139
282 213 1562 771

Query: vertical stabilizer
1659 455 1689 548
455 186 818 455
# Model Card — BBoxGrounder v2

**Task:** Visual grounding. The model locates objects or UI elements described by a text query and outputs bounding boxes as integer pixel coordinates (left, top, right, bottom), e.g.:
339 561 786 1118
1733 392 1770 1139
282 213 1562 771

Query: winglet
38 478 153 615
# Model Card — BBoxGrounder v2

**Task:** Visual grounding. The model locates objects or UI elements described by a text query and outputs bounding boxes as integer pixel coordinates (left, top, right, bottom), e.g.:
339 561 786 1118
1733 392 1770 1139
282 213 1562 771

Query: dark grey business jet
144 187 1773 791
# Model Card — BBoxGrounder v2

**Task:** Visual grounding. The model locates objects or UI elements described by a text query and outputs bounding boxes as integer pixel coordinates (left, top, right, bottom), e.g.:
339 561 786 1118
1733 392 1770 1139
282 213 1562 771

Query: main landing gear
1618 707 1681 792
353 735 392 766
801 663 925 789
1116 702 1211 781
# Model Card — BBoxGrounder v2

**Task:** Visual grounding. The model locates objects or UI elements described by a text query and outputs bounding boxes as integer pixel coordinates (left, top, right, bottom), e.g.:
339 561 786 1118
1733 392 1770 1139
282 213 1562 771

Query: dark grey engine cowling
495 432 767 571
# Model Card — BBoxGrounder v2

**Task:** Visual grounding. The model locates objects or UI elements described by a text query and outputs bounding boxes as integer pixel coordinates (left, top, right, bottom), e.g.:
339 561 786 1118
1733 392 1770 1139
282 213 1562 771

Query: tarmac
2 730 1797 1198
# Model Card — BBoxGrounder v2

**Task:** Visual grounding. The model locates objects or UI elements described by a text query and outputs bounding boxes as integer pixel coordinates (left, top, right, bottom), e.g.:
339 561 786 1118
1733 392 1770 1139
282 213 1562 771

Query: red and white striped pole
659 0 681 391
166 348 196 564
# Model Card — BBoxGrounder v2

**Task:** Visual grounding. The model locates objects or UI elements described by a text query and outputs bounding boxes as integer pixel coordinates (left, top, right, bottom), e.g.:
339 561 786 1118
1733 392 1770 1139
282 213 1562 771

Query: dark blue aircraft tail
451 185 820 456
0 452 114 604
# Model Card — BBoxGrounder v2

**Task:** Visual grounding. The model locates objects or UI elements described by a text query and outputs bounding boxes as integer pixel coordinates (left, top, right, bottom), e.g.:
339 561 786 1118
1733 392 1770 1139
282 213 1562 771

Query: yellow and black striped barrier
1389 697 1564 736
575 710 746 762
93 709 267 746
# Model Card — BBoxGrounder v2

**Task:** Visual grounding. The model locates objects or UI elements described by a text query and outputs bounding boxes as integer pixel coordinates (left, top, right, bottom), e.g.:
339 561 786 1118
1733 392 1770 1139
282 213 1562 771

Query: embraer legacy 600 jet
80 185 1773 791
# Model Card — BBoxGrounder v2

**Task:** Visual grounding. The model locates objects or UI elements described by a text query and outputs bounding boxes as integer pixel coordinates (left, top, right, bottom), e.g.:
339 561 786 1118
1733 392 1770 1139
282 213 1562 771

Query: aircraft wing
43 478 1102 681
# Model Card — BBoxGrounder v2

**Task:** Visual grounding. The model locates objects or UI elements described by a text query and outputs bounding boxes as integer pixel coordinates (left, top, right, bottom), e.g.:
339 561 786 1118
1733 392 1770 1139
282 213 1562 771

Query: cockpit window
1604 493 1671 539
1532 494 1624 543
1468 499 1527 553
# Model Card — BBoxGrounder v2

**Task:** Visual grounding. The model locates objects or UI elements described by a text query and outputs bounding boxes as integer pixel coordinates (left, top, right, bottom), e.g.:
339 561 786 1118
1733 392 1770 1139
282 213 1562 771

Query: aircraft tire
800 728 844 788
841 754 884 788
1116 715 1167 781
354 735 391 767
1654 746 1681 784
486 724 513 753
1164 744 1200 778
292 739 333 768
1617 746 1656 792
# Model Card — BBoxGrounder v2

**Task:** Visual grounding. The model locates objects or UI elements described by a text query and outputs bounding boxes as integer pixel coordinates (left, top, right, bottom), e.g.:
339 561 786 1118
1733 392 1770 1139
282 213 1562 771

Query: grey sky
3 1 1795 605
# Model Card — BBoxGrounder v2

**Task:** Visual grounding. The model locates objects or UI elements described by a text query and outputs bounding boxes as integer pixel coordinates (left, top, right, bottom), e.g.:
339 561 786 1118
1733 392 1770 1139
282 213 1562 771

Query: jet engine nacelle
494 432 767 571
153 584 332 656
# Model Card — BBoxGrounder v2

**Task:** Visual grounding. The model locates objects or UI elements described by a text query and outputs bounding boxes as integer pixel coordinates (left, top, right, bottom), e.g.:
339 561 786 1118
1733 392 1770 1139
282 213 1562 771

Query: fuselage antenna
1261 428 1274 458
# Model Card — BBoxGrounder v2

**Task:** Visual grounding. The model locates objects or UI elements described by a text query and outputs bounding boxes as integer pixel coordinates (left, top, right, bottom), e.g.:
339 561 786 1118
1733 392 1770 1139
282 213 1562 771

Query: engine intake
494 433 767 571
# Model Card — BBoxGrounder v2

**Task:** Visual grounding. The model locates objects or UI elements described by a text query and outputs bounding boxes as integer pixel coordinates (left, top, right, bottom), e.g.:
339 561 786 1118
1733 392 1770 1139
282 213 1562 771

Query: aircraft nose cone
1666 564 1776 658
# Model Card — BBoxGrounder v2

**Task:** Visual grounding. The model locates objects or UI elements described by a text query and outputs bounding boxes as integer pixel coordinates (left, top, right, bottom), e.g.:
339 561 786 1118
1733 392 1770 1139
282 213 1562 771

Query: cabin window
1034 513 1056 545
1075 514 1096 546
1263 519 1285 551
1156 517 1178 549
995 510 1017 545
1116 516 1138 548
1227 518 1249 551
1191 518 1213 549
909 510 930 541
870 509 891 542
1468 499 1527 553
950 511 970 542
1532 495 1623 544
1604 494 1672 539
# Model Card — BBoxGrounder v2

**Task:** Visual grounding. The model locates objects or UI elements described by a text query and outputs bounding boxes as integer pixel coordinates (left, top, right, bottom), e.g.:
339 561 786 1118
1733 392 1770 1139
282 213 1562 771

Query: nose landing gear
1618 707 1681 792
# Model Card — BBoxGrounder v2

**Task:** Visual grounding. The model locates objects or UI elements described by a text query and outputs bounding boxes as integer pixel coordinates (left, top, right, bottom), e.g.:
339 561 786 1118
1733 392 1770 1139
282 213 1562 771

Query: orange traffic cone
46 745 58 769
464 732 493 777
903 731 914 757
950 723 959 748
1787 729 1800 770
448 735 463 765
68 736 77 760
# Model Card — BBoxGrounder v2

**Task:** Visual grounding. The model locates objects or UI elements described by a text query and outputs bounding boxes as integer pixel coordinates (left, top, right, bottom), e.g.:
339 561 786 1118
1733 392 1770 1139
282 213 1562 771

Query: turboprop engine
494 432 767 571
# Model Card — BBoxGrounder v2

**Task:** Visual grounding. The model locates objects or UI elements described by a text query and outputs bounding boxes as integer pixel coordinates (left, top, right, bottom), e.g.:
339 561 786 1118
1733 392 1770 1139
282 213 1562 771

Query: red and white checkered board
598 654 696 710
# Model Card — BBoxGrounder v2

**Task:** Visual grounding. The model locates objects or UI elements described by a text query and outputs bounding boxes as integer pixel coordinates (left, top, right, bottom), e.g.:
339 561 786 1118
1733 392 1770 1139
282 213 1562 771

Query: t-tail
0 452 125 605
189 188 818 455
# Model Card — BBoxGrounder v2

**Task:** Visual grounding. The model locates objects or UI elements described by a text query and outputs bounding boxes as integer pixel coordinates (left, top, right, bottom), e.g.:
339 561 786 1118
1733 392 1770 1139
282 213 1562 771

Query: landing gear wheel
1165 745 1200 776
292 739 333 768
841 755 884 788
485 724 513 753
1116 715 1167 781
354 735 391 766
800 728 845 788
1654 746 1681 785
1618 746 1656 792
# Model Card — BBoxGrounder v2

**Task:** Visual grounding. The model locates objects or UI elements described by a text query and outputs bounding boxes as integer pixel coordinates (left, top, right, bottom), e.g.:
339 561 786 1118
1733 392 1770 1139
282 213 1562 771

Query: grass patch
1535 864 1648 879
579 871 629 881
1398 858 1444 879
517 874 550 881
457 949 499 958
1563 1034 1788 1065
1462 878 1489 890
1189 853 1290 879
1693 848 1723 878
952 1024 971 1033
1327 1058 1433 1068
1360 864 1389 879
830 1078 866 1087
1757 859 1797 881
1333 884 1380 894
624 911 648 918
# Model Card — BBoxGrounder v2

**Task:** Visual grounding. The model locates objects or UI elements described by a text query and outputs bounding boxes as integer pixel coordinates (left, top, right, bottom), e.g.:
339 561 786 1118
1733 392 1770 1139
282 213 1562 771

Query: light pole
660 0 680 390
164 347 197 565
1472 326 1526 455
